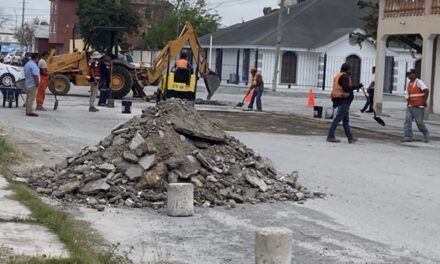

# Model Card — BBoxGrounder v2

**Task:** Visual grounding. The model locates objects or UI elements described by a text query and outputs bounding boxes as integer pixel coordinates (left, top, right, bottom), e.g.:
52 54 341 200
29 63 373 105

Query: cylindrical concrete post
167 183 194 217
255 227 293 264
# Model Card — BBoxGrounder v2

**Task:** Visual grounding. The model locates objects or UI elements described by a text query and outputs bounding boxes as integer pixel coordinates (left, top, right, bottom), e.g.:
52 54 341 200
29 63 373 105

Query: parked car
0 51 8 63
0 63 25 87
11 51 23 65
3 53 13 64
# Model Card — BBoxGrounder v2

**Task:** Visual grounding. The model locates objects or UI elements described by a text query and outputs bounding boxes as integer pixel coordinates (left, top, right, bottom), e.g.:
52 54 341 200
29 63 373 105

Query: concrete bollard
255 227 293 264
167 183 194 217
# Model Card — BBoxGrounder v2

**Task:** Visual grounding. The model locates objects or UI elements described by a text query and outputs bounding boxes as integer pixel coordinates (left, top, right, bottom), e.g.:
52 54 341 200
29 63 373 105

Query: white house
199 0 417 94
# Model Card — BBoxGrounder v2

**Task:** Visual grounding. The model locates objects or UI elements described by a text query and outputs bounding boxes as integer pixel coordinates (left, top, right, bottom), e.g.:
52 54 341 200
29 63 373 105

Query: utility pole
272 0 285 92
21 0 25 28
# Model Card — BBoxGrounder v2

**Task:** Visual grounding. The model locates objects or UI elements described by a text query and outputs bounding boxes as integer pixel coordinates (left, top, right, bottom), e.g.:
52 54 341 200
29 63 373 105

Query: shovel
236 87 253 107
361 87 385 126
48 75 59 111
53 92 59 111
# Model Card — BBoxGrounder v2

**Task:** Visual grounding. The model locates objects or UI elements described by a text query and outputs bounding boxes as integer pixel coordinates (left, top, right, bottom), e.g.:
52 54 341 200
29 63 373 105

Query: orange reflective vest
86 59 100 82
331 72 351 99
407 80 427 107
176 59 189 69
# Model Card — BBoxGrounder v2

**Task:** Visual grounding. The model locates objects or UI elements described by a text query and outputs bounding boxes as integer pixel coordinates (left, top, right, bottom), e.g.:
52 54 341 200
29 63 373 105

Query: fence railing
384 0 425 17
432 0 440 14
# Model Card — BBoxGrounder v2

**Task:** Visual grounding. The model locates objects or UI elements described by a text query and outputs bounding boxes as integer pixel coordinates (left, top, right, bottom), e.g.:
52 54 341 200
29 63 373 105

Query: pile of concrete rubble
27 99 324 210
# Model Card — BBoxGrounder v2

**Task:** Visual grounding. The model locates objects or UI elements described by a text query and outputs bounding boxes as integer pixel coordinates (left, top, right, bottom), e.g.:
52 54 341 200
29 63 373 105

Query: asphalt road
1 90 439 263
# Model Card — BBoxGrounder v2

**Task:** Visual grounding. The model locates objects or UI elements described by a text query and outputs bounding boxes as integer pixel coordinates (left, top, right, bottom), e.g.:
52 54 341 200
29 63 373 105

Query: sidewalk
0 175 68 262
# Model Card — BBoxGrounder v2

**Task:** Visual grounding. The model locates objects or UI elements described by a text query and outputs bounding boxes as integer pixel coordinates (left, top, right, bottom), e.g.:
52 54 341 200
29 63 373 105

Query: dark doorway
384 56 395 93
346 55 361 85
281 51 297 84
215 48 223 79
242 49 250 83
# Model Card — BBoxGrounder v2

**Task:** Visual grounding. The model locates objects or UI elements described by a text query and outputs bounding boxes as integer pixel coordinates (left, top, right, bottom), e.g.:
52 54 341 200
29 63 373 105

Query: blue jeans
361 89 374 112
98 81 109 105
328 103 353 139
248 88 263 110
404 106 429 139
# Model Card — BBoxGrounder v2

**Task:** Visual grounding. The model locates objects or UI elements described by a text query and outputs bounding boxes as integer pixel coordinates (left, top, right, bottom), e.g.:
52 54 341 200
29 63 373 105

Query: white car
0 63 25 87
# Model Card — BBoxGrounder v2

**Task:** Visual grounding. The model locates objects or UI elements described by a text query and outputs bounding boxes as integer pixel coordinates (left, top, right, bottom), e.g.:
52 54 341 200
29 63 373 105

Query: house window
346 55 361 85
281 51 297 84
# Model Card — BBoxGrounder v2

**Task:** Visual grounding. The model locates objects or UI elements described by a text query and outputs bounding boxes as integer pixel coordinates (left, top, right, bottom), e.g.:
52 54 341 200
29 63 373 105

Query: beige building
376 0 440 114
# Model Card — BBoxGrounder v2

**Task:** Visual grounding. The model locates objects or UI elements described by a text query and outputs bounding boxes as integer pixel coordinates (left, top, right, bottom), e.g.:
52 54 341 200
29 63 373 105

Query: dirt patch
201 110 402 141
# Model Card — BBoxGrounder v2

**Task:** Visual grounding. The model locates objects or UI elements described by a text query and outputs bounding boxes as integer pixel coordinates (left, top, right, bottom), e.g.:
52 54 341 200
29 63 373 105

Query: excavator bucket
203 70 221 100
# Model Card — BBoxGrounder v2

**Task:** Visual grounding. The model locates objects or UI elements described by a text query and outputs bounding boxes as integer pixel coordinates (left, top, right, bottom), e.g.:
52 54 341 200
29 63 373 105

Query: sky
0 0 278 29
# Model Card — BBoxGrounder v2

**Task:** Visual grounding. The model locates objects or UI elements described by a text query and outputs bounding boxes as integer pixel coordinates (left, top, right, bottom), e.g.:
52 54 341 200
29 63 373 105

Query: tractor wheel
110 65 132 99
49 75 71 95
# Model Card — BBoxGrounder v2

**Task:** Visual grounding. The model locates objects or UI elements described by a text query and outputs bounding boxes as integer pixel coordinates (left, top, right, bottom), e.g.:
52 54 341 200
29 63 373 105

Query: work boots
89 106 99 112
326 137 341 143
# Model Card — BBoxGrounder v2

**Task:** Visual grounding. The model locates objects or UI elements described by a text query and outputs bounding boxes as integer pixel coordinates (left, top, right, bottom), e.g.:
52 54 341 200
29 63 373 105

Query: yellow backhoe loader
146 21 220 101
46 27 144 99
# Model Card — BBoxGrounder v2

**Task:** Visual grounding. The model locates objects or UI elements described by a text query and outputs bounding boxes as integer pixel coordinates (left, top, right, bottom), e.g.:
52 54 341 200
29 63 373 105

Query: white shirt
38 58 47 69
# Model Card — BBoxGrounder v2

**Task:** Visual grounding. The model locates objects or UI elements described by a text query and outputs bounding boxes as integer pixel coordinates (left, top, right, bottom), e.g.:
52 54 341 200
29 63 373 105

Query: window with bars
281 51 297 84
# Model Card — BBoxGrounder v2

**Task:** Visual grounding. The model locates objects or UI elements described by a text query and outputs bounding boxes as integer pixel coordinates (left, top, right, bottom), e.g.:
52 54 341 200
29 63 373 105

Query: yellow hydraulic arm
146 21 220 99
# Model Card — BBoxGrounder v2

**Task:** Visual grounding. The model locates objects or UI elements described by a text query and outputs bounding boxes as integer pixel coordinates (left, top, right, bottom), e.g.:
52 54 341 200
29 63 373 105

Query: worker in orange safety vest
174 52 191 71
402 69 430 142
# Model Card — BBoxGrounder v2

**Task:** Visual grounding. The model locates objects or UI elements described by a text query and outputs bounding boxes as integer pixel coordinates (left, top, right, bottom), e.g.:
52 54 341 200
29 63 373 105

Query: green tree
76 0 140 51
14 18 40 49
357 0 422 53
141 0 221 49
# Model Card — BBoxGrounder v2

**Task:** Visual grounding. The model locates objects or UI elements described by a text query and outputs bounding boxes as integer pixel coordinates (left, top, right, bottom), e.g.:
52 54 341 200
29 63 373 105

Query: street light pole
272 0 285 92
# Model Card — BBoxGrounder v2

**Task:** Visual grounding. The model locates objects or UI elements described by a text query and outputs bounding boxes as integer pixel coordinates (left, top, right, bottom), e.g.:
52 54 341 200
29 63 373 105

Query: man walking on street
402 69 430 142
36 51 49 111
361 66 375 113
87 51 101 112
327 63 362 143
244 67 264 111
24 53 41 117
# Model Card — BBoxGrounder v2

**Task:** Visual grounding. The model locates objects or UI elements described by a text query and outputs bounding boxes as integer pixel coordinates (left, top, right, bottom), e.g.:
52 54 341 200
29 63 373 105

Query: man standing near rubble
402 69 430 142
23 53 41 117
35 51 49 111
245 67 264 111
327 63 362 143
97 51 112 107
87 51 101 112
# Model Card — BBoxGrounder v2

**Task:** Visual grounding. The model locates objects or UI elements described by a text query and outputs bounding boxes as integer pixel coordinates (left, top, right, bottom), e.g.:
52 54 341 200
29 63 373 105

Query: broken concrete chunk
58 180 81 194
112 127 129 135
195 152 212 170
129 132 145 150
245 174 268 192
123 151 139 163
137 162 167 188
138 154 155 170
80 179 110 194
88 146 99 152
113 136 127 146
191 177 204 188
206 175 218 182
125 166 143 181
97 163 115 172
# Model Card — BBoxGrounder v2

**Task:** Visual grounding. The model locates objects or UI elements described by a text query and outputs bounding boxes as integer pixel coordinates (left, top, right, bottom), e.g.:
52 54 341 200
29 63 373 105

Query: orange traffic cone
307 88 315 107
245 89 253 103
